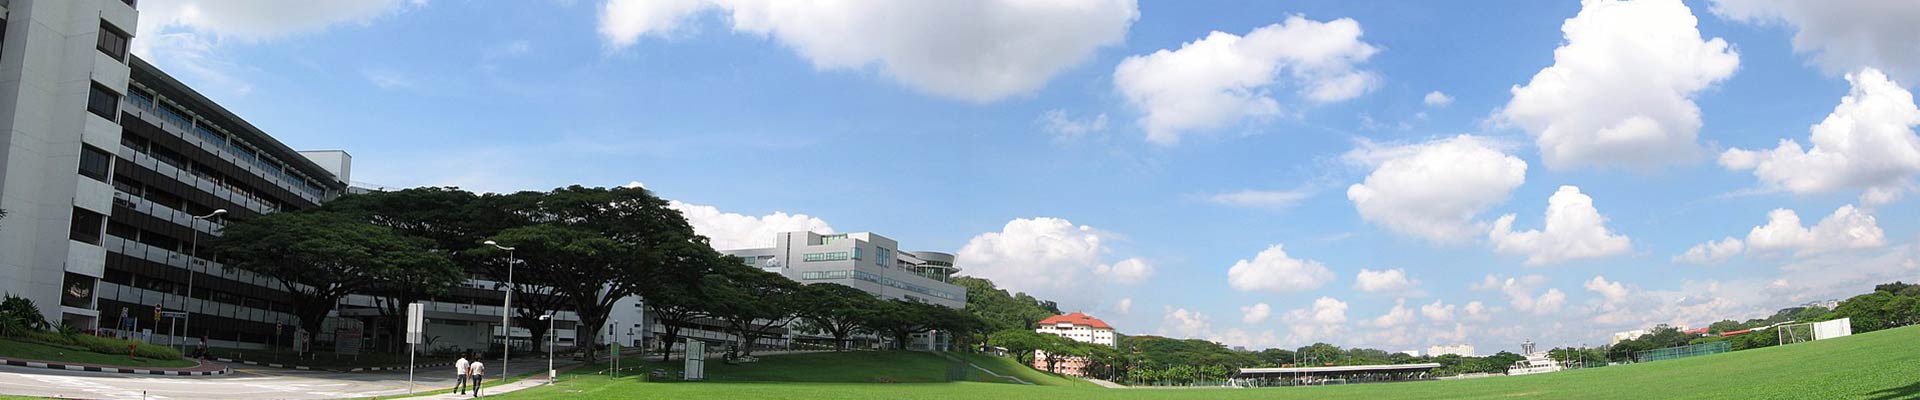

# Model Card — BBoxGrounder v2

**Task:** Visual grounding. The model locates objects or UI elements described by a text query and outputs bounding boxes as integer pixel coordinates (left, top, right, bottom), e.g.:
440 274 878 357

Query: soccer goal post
1777 322 1815 345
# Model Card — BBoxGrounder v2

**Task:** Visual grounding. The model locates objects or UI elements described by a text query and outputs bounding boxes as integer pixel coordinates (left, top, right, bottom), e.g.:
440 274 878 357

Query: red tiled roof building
1032 312 1115 377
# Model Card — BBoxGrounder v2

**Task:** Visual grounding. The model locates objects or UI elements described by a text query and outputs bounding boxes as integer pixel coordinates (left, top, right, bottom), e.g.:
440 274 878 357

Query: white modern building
0 0 574 356
614 231 968 352
1032 312 1114 376
1426 343 1476 357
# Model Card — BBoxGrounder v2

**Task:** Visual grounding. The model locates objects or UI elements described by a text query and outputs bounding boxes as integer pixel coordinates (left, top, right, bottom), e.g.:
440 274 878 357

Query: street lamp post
539 314 554 384
484 240 516 383
183 209 225 352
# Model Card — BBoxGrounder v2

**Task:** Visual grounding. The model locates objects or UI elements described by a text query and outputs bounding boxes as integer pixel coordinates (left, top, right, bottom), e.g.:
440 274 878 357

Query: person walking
454 353 471 395
469 360 487 397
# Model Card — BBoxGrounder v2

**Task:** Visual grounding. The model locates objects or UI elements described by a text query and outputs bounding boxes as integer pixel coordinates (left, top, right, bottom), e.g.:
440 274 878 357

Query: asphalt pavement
0 357 572 399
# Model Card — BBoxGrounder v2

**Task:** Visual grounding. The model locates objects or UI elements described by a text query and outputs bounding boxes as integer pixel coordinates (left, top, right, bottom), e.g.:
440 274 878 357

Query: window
96 22 131 61
802 251 851 262
79 145 112 182
68 207 104 245
87 84 120 120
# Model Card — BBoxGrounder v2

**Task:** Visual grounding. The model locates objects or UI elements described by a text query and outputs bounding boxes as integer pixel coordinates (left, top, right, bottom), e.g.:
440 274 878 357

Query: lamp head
483 240 497 246
539 315 551 321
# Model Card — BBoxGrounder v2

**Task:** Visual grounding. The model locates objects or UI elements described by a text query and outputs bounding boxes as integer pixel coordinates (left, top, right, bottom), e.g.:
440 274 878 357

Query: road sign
406 303 425 344
685 340 706 381
161 311 188 318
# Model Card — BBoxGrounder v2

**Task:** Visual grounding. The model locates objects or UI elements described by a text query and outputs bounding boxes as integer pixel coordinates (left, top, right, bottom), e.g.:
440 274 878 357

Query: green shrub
0 295 49 338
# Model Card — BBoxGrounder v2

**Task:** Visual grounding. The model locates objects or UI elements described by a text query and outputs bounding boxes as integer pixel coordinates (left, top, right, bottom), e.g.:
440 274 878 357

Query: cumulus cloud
598 0 1138 103
1364 298 1415 328
1039 110 1110 139
1719 68 1920 205
1226 244 1335 293
1462 301 1493 322
1114 15 1381 144
1584 275 1631 305
1117 298 1133 314
1746 205 1886 255
1354 268 1418 293
1675 236 1745 265
1280 297 1350 345
1424 91 1454 107
1711 0 1920 84
1093 258 1156 285
1500 0 1739 170
1241 303 1273 324
958 218 1154 307
1345 135 1528 243
1159 307 1213 339
668 201 834 250
1489 186 1633 265
1420 300 1457 322
1479 274 1567 315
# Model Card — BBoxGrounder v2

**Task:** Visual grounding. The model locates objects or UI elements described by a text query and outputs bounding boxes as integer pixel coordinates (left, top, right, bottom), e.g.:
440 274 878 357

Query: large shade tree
320 187 493 352
700 262 803 357
484 186 708 360
792 283 881 351
215 212 456 336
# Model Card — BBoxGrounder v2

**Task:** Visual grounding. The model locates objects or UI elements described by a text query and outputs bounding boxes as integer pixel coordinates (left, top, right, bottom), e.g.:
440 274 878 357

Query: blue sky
135 0 1920 354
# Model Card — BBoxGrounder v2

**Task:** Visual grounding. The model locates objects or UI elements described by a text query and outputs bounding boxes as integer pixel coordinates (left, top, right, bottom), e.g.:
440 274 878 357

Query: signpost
406 303 424 394
161 311 186 349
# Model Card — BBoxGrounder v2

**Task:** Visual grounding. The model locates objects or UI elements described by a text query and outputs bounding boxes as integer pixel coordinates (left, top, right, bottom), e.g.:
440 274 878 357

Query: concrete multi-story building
0 0 575 355
617 231 968 352
1032 312 1114 377
1426 343 1476 357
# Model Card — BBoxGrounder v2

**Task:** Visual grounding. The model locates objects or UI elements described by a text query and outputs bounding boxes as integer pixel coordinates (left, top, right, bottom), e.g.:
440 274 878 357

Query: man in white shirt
468 361 487 397
455 354 471 395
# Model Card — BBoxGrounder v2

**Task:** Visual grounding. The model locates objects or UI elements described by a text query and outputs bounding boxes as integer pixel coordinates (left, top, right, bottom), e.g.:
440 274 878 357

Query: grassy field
493 325 1920 399
0 339 197 368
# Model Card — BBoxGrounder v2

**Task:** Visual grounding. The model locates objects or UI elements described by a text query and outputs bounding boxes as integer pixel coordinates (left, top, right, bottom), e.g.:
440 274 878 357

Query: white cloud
1226 244 1335 293
1039 110 1110 139
1720 68 1920 204
1746 205 1886 255
1093 258 1155 285
1114 15 1380 145
1424 91 1454 107
1365 298 1415 328
622 181 647 189
1354 268 1418 293
1711 0 1920 84
1481 274 1567 315
1280 297 1350 345
1241 303 1273 324
1675 236 1745 265
1420 300 1456 322
134 0 419 96
1489 186 1633 265
1462 301 1493 322
668 201 834 250
1159 307 1213 339
362 68 414 89
1584 275 1631 305
1500 0 1739 170
1345 135 1528 243
958 218 1153 307
598 0 1138 103
1206 189 1312 210
1117 298 1133 314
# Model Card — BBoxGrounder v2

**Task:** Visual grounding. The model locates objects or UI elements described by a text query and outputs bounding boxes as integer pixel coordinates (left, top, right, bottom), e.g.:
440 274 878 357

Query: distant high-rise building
1427 343 1476 357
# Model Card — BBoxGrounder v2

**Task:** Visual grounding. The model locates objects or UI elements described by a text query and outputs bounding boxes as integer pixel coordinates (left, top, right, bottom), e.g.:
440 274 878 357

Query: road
0 357 574 400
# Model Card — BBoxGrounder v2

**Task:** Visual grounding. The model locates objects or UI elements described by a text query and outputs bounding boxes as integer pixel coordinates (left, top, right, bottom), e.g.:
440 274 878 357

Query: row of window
802 251 856 262
126 85 329 199
122 134 290 213
796 269 962 301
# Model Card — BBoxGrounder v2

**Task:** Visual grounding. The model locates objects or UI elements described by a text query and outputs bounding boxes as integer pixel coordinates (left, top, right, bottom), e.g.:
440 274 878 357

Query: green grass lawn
491 325 1920 399
0 339 197 369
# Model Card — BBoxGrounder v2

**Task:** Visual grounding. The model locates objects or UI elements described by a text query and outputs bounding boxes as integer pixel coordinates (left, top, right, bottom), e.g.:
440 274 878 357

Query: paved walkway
411 376 555 399
1084 377 1128 388
0 357 573 399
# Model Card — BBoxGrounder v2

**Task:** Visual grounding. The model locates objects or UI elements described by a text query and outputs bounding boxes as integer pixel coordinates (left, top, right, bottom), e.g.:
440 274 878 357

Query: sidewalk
411 377 554 399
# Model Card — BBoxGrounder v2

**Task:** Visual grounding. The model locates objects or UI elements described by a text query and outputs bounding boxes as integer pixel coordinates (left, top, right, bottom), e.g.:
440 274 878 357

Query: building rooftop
1038 312 1112 329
